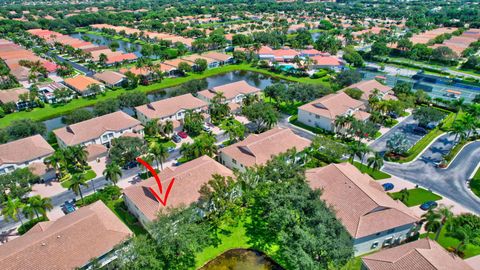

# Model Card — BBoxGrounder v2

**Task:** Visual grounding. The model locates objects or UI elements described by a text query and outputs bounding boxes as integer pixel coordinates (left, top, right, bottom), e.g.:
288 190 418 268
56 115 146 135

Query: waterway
71 32 143 57
43 71 281 132
200 249 283 270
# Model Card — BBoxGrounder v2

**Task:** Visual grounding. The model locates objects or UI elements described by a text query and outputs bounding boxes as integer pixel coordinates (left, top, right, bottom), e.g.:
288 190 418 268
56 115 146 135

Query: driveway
370 115 425 154
382 133 480 214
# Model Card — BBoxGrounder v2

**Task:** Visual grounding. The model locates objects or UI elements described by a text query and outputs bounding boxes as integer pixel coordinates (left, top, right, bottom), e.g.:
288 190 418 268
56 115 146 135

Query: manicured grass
421 224 480 258
340 256 363 270
470 167 480 198
388 188 442 207
60 170 97 188
0 64 329 129
353 161 391 180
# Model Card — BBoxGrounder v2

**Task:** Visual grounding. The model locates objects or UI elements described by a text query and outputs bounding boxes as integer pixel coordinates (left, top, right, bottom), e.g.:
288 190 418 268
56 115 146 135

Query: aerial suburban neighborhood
0 0 479 269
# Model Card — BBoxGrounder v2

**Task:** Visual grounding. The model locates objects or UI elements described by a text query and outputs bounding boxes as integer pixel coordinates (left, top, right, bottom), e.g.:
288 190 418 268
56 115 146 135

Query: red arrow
136 157 163 194
149 178 175 207
137 157 176 206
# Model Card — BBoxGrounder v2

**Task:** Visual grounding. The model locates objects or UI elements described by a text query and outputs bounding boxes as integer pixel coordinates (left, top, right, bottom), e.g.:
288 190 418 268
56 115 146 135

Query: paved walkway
382 133 480 214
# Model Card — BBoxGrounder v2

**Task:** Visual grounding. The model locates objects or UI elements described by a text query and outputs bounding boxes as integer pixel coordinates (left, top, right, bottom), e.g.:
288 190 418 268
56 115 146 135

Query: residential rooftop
0 135 54 166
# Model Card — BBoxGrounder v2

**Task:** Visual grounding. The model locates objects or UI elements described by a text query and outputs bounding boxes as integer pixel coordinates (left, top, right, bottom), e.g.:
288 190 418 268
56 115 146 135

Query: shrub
18 216 48 235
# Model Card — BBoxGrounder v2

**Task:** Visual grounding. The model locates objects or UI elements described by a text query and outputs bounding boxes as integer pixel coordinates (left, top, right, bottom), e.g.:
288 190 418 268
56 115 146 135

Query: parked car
420 201 438 211
174 161 182 166
62 201 76 214
388 112 399 119
178 131 188 139
122 161 138 170
167 146 175 153
206 122 215 128
413 126 427 135
172 134 182 143
382 183 394 191
202 125 211 132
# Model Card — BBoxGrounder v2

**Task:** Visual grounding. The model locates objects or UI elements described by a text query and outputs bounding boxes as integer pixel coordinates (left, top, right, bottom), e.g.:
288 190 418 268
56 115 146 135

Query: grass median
0 64 328 129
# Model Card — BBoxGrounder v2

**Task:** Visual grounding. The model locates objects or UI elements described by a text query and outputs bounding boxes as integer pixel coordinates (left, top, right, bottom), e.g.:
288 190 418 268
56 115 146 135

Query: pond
200 249 283 270
43 71 282 132
71 32 143 57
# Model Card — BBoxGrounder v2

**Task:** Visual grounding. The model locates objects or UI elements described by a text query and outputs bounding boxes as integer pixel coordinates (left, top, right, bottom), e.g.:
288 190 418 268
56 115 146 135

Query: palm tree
71 145 88 169
26 195 53 219
149 143 169 170
449 121 467 142
44 150 65 178
421 209 441 238
2 197 26 226
68 174 89 204
356 144 371 165
103 162 122 186
450 98 465 123
433 205 453 241
367 152 384 171
144 119 161 137
162 120 174 137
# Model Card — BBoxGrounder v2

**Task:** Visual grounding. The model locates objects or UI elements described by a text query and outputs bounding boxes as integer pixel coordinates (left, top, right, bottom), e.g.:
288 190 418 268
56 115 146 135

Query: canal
200 249 283 270
43 71 282 132
71 32 143 57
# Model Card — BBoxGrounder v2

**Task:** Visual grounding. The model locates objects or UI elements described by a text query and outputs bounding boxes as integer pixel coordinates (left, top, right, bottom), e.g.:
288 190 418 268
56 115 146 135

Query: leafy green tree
0 168 39 204
93 99 120 116
343 47 364 67
335 70 362 88
370 41 390 56
220 118 245 143
180 132 217 161
161 120 174 137
344 88 363 100
367 152 384 171
412 106 445 127
144 119 161 137
183 110 204 136
178 61 192 74
62 109 94 124
117 91 148 110
209 92 230 123
387 132 409 155
149 143 169 170
24 195 53 219
241 101 278 133
314 34 341 54
194 58 207 72
6 119 46 140
109 137 147 167
103 162 122 186
447 213 480 255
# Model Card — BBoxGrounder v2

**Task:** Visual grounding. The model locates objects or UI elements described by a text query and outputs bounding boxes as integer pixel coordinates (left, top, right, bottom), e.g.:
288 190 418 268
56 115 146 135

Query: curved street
382 133 480 214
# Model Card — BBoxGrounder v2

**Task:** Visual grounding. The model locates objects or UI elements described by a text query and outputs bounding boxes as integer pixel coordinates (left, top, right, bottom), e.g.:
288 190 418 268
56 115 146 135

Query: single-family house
63 75 105 97
93 70 126 88
0 135 54 175
180 54 219 69
361 238 474 270
135 93 208 124
201 51 234 65
197 80 261 105
0 87 32 110
297 92 370 132
36 82 73 104
123 155 233 226
344 79 395 103
119 66 154 81
257 46 300 62
218 127 311 172
311 55 343 70
0 201 132 270
306 163 419 255
53 111 144 148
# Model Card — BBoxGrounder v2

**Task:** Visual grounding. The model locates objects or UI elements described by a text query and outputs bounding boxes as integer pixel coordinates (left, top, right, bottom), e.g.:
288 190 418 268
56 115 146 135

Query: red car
177 131 188 139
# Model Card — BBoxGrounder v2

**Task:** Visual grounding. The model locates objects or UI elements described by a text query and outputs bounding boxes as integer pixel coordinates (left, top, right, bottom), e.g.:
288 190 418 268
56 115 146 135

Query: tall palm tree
2 197 26 226
367 152 384 171
149 143 169 170
162 120 174 137
44 150 65 178
71 145 88 169
144 119 161 137
433 205 453 241
421 209 441 238
356 144 371 165
26 195 53 219
449 120 467 142
68 174 89 204
103 162 122 186
450 97 465 123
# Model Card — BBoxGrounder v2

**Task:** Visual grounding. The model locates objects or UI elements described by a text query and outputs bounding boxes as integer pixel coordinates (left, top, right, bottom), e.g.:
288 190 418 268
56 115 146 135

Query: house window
232 159 237 164
315 115 320 119
383 237 393 247
371 242 379 249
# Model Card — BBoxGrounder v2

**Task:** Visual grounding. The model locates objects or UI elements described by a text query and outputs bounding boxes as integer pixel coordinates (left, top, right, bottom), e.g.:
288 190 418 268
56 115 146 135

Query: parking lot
370 115 426 154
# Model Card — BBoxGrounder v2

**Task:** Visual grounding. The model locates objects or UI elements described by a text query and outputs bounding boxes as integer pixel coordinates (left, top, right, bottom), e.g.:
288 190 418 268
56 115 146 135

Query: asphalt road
370 115 424 154
383 133 480 214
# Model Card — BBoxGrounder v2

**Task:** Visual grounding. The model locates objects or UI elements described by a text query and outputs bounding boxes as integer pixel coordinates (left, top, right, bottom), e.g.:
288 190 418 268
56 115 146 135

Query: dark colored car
413 126 427 135
62 201 76 214
122 160 138 170
382 183 394 191
172 134 182 143
178 131 188 139
388 112 399 119
420 201 438 211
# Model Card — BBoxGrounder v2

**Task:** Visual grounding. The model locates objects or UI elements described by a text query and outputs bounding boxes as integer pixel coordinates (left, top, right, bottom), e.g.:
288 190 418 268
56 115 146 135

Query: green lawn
421 224 480 258
353 161 391 180
388 188 442 207
0 64 329 129
470 167 480 198
60 170 97 188
106 198 148 236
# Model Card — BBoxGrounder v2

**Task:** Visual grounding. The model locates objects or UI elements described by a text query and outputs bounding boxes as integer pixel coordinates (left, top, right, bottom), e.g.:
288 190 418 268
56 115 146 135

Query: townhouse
0 87 33 111
257 46 300 62
93 70 126 88
180 54 220 69
361 238 474 270
201 51 234 65
63 75 105 97
306 163 419 255
123 156 233 226
197 80 261 107
135 93 208 124
344 79 395 103
218 127 311 172
0 135 54 176
297 92 370 132
53 111 143 148
0 201 132 270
